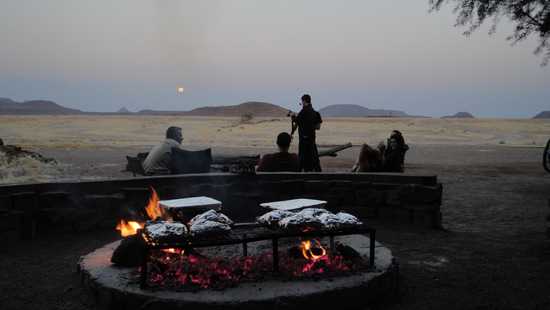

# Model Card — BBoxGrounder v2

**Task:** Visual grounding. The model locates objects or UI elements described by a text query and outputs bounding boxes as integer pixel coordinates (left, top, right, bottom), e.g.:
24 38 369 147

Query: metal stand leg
369 230 376 269
242 236 248 257
140 248 149 289
272 238 279 272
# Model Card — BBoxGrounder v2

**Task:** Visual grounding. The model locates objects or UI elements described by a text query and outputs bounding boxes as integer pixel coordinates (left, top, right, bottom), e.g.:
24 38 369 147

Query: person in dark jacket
383 130 409 172
290 94 323 172
257 132 300 172
352 143 384 172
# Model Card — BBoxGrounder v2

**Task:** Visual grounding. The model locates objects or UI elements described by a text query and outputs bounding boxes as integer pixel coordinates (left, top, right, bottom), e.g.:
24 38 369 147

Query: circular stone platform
78 235 398 310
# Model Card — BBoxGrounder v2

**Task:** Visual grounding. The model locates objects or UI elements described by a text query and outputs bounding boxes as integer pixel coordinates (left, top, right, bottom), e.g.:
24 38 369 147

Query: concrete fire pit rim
79 235 395 304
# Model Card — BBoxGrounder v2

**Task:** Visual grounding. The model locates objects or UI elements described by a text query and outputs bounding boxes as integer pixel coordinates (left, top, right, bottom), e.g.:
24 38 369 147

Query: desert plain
1 115 550 310
1 115 549 183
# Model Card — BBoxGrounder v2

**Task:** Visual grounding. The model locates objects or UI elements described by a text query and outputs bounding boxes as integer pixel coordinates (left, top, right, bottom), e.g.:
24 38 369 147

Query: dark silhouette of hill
0 98 289 117
319 104 412 117
138 101 289 117
0 98 82 115
442 112 475 119
117 107 131 114
533 111 550 119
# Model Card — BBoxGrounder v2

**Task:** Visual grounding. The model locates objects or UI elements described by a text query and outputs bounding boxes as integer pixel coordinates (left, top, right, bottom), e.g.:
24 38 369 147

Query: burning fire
301 239 327 261
116 187 171 237
162 248 183 254
145 188 167 220
116 220 143 237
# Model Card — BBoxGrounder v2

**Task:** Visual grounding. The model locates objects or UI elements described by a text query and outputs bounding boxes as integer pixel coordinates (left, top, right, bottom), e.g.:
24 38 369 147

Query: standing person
142 126 183 175
291 94 323 172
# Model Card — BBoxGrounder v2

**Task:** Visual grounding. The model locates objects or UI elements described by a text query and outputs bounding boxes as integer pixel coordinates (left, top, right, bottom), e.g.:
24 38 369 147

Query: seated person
352 143 383 172
257 132 300 172
142 126 183 175
382 130 409 172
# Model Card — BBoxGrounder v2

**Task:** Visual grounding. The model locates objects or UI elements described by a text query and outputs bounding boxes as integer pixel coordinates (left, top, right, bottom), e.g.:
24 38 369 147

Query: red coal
145 240 367 290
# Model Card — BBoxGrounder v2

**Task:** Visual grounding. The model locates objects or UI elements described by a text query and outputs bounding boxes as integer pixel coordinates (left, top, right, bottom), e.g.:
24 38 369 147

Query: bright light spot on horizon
177 86 185 94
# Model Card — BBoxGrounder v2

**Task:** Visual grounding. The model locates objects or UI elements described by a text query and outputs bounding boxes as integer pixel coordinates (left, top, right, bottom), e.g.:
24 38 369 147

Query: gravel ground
1 144 549 310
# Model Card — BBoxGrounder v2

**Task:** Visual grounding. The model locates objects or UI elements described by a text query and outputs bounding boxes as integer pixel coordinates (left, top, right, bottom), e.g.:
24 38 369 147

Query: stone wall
0 173 442 238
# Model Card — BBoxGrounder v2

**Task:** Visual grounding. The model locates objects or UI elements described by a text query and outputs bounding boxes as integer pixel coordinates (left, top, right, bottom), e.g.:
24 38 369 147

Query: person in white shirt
142 126 183 174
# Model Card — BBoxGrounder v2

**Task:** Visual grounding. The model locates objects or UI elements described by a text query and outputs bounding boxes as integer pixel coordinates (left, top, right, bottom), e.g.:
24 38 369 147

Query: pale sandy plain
1 115 550 184
1 115 549 150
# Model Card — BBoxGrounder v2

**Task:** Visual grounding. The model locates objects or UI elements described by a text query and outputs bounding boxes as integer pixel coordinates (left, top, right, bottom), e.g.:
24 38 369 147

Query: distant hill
442 112 475 119
0 98 82 115
138 101 289 117
117 107 131 114
318 104 411 118
533 111 550 119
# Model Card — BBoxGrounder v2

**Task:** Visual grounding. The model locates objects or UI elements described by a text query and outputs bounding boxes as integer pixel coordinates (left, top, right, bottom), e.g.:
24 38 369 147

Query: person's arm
289 153 300 172
290 112 299 136
256 155 268 172
315 112 322 130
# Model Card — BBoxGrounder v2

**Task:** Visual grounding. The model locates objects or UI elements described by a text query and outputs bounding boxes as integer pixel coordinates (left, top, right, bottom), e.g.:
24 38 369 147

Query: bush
240 113 254 123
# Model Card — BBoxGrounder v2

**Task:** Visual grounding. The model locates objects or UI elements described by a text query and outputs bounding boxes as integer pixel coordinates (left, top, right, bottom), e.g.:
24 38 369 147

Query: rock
111 235 146 267
0 144 56 164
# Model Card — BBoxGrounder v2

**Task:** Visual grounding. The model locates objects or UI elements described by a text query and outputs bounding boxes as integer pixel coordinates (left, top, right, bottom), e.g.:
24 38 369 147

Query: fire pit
79 236 396 309
78 189 399 309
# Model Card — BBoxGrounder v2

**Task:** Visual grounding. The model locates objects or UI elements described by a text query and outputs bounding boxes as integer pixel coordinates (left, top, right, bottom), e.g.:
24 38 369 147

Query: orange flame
162 248 184 254
300 239 327 261
115 187 171 238
116 220 144 237
145 187 166 220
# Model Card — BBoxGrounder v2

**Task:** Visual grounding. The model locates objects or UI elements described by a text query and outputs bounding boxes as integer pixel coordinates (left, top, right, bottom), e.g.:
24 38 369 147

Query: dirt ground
1 117 550 309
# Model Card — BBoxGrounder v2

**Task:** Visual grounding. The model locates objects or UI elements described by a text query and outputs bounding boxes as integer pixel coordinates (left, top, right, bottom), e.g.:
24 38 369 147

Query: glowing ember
145 245 360 290
301 239 327 261
148 252 272 290
116 220 143 237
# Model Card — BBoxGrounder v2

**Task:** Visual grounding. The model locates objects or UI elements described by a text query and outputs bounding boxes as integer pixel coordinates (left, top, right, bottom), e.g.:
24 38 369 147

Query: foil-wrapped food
189 220 232 236
189 209 233 226
257 207 363 231
188 210 234 236
278 208 329 229
256 210 294 226
145 221 187 242
318 212 362 229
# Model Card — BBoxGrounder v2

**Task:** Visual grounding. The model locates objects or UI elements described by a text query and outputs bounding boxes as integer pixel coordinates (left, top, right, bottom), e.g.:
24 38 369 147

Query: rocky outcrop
319 104 411 118
0 142 56 164
442 112 475 119
0 98 82 115
533 111 550 119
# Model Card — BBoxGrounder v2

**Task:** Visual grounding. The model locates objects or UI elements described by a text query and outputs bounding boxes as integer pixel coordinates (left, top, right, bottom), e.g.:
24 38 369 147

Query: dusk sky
1 0 548 117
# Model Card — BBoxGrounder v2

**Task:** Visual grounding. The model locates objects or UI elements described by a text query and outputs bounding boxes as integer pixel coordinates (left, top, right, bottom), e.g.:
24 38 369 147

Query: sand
1 115 549 150
0 115 548 184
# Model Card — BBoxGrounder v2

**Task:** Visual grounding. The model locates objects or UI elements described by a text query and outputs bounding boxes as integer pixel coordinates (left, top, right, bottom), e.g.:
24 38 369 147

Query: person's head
166 126 183 144
390 130 405 146
276 132 292 152
301 94 311 107
388 138 399 150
